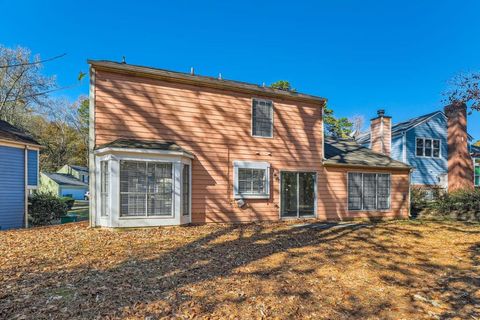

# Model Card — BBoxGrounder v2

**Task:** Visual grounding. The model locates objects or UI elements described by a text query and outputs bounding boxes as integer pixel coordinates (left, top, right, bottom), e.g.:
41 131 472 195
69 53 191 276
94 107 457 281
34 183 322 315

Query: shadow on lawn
2 222 480 319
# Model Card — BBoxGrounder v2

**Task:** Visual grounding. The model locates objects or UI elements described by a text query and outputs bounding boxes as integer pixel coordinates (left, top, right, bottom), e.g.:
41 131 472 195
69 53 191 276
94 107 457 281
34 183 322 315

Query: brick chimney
444 102 474 191
370 109 391 156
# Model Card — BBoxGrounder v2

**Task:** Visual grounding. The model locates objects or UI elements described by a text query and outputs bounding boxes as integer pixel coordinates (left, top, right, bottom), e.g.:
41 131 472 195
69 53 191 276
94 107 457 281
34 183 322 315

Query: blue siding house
357 110 476 189
0 120 41 230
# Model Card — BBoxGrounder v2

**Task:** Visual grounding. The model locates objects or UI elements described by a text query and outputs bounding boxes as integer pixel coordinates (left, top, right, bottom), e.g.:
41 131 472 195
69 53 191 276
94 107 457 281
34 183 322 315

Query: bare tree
349 115 365 138
444 72 480 112
0 45 57 126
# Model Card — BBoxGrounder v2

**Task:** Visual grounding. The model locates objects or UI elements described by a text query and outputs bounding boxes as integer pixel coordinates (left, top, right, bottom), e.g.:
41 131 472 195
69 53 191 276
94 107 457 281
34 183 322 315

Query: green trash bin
60 214 78 224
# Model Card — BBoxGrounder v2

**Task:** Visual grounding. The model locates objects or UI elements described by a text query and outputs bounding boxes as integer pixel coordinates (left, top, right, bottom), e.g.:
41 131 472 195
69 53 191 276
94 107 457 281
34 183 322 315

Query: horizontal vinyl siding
0 146 24 229
27 149 38 186
94 70 409 223
406 113 448 185
390 135 404 162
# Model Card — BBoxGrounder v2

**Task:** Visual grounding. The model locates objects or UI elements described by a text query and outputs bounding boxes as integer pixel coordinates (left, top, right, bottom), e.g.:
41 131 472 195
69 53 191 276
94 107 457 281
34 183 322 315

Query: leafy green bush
61 197 75 210
420 189 480 221
29 192 68 226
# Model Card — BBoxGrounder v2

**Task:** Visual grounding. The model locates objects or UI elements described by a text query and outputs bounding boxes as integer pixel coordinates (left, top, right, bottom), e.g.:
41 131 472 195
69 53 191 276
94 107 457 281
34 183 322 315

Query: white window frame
233 161 270 199
251 98 274 138
100 160 109 216
347 172 391 211
474 158 480 187
119 160 175 218
415 137 441 158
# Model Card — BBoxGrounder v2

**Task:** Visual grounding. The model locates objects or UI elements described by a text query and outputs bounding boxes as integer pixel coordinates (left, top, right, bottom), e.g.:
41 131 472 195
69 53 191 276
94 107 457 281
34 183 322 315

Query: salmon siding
90 61 410 226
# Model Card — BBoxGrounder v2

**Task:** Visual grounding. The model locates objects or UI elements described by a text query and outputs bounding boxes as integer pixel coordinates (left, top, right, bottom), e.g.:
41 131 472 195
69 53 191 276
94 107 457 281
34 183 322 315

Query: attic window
252 99 273 138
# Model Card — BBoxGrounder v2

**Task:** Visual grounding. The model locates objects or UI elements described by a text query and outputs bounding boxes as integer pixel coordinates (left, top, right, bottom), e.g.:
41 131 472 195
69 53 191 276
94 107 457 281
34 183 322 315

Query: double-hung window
233 161 270 199
120 161 173 217
475 158 480 187
348 173 391 211
252 99 273 138
416 138 440 158
100 161 109 216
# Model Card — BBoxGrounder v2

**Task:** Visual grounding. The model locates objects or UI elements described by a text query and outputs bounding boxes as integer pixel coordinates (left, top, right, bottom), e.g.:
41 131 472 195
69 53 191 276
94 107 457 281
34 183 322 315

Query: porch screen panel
377 174 391 210
348 173 362 210
362 173 377 210
147 163 173 216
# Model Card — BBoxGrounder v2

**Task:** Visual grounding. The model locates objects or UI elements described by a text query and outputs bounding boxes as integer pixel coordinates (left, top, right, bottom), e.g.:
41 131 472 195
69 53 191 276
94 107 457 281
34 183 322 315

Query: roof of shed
88 60 327 104
324 138 410 169
68 165 88 173
43 173 88 187
0 120 40 146
96 139 194 157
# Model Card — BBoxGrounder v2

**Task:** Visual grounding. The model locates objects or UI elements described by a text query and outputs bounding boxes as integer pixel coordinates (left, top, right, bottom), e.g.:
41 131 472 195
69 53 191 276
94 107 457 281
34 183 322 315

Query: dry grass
1 220 480 319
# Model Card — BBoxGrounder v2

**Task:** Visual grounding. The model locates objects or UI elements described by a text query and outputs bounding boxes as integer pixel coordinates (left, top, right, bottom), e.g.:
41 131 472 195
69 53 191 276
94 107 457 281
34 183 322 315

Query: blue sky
2 0 479 140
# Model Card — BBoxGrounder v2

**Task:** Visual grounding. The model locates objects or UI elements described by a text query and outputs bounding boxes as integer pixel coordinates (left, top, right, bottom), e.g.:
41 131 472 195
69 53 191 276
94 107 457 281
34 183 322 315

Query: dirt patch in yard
1 220 480 319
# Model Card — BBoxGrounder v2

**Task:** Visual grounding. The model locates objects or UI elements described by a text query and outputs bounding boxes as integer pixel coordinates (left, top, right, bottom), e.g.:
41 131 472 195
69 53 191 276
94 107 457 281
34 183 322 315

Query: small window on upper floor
416 138 441 158
252 99 273 138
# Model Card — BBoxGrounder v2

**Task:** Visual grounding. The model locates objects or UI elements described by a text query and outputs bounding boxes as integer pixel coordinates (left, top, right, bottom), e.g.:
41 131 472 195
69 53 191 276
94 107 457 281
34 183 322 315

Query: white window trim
415 137 441 159
474 158 480 187
233 160 270 199
347 172 391 212
251 98 274 139
26 148 40 190
119 160 175 219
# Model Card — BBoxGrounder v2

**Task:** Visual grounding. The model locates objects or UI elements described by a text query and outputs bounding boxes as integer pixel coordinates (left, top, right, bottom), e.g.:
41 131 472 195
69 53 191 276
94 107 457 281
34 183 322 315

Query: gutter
88 60 327 105
323 162 412 171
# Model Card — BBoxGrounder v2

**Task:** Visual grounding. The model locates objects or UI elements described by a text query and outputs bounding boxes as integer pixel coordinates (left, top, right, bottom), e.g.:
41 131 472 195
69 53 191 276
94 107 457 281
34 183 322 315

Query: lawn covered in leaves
1 220 480 319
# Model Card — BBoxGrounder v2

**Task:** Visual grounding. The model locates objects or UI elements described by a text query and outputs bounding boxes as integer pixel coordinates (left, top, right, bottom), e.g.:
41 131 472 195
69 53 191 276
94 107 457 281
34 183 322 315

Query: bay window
120 161 173 217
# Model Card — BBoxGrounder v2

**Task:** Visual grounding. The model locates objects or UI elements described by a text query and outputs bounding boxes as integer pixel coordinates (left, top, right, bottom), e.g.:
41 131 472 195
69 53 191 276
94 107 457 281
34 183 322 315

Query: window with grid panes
416 138 440 158
100 161 109 216
252 99 273 137
348 173 391 210
120 161 173 217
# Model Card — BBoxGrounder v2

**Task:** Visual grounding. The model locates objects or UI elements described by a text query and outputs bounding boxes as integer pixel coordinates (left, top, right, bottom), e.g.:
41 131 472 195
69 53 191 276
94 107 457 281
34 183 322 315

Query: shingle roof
43 173 88 187
0 120 40 146
471 145 480 157
88 60 327 104
69 165 88 173
324 138 410 169
96 139 194 157
356 111 444 145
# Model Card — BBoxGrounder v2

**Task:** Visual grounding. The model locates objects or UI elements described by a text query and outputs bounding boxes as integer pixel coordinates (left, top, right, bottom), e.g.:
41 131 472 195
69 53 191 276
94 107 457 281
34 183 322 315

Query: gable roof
88 60 327 105
43 173 88 187
324 138 410 169
356 110 474 145
0 120 40 146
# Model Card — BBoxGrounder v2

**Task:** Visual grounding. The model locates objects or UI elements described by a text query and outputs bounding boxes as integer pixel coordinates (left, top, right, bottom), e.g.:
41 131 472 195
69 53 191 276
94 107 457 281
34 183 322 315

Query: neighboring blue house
357 110 477 189
0 120 41 230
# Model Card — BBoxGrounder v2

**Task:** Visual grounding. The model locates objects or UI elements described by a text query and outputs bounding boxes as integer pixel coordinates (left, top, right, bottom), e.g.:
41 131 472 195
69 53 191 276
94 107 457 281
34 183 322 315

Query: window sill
234 194 270 200
119 215 175 219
